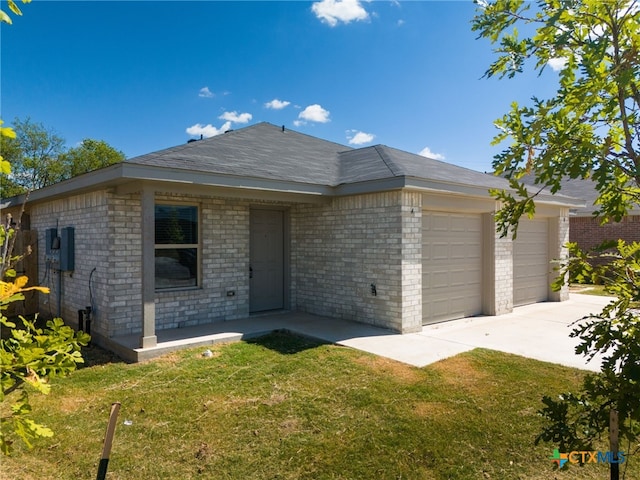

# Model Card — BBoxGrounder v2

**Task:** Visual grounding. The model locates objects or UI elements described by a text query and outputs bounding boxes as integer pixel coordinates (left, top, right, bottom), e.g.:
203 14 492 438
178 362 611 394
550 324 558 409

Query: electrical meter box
60 227 74 271
45 228 59 264
45 226 74 271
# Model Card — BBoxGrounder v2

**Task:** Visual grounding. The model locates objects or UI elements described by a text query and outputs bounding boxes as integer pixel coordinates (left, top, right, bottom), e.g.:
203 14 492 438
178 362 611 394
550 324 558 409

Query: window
155 204 199 289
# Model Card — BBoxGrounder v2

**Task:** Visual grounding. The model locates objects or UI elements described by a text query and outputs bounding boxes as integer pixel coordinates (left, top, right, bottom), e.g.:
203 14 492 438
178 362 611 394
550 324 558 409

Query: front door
250 209 284 313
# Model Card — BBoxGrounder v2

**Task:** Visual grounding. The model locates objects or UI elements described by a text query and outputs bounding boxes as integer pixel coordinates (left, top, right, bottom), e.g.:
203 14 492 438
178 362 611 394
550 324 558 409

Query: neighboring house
559 178 640 253
1 123 582 360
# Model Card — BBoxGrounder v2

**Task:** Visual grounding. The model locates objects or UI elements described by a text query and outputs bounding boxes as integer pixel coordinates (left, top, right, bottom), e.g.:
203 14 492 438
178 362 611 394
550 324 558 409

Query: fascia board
1 163 125 207
119 164 333 196
117 180 330 204
2 163 587 210
403 177 585 208
332 177 407 195
2 163 333 207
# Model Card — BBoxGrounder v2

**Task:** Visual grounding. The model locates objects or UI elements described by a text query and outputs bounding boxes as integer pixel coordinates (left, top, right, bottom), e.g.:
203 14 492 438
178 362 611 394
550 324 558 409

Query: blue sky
1 0 560 172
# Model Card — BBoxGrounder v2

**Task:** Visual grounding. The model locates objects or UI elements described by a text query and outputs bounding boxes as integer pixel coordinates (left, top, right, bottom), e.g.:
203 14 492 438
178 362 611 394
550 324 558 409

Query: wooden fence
5 230 39 318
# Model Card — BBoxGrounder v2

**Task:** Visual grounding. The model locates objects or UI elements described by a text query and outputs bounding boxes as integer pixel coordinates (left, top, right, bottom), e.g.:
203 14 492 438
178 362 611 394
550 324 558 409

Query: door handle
249 266 253 279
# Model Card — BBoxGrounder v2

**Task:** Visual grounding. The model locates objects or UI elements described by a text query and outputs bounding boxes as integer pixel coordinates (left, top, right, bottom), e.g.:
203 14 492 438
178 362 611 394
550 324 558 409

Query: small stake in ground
96 402 121 480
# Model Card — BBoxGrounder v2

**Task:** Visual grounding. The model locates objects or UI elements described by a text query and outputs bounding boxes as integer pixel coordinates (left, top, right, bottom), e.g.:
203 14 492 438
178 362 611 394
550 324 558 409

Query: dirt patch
279 417 302 435
80 343 124 368
353 355 423 384
412 401 453 418
56 394 91 414
428 355 491 396
153 351 184 366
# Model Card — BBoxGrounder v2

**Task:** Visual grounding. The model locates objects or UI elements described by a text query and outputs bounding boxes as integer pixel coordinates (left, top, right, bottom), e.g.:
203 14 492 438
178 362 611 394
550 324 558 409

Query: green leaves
0 0 30 25
474 1 640 473
1 314 90 454
543 239 640 467
474 0 639 230
1 118 125 196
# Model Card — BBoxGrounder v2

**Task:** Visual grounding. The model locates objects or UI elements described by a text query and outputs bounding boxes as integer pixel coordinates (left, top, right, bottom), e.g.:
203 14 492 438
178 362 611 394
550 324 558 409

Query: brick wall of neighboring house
570 215 640 254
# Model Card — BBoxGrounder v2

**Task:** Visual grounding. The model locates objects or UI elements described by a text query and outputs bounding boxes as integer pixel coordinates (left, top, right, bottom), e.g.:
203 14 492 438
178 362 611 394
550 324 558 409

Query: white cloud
547 57 568 71
265 99 291 110
186 121 232 138
198 87 214 98
298 104 331 124
418 146 445 161
311 0 369 27
219 111 252 124
347 130 375 145
187 109 252 139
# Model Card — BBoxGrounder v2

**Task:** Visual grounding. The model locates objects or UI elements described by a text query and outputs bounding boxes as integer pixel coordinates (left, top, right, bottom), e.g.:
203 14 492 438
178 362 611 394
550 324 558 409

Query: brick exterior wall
28 191 112 337
28 191 256 339
570 215 640 251
494 227 514 315
110 193 254 336
550 214 570 301
22 187 570 344
291 191 422 333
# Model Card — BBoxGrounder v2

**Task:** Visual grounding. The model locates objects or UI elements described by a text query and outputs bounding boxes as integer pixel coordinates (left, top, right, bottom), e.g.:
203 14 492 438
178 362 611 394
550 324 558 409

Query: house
560 178 640 255
1 122 583 360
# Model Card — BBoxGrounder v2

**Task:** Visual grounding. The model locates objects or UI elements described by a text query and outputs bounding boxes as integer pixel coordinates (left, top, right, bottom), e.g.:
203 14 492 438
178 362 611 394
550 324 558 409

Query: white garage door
422 212 483 325
513 218 549 306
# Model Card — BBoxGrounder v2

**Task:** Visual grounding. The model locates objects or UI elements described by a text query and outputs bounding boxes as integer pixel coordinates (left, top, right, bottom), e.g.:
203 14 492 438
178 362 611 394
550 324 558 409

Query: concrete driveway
337 293 612 372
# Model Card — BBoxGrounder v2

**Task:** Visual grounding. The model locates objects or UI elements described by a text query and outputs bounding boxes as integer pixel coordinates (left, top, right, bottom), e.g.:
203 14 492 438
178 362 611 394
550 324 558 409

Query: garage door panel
513 218 549 306
422 211 483 325
450 270 472 286
432 244 450 259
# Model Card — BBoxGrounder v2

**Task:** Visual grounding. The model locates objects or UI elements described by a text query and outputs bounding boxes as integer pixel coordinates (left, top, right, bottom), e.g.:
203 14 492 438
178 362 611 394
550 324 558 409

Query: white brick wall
110 193 254 335
494 229 514 315
24 187 570 343
291 191 422 332
29 190 112 336
549 213 570 301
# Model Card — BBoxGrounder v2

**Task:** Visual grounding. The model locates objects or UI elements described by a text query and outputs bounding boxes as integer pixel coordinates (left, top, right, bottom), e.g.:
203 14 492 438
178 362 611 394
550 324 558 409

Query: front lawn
2 332 635 480
570 284 614 297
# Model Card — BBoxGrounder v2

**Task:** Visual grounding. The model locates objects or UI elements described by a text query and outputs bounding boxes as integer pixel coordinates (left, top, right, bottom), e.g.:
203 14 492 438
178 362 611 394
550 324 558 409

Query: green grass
2 332 636 480
570 284 614 297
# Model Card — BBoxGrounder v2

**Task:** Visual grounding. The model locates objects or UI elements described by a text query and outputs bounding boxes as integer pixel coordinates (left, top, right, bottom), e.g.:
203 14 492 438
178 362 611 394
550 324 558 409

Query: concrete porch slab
109 293 612 370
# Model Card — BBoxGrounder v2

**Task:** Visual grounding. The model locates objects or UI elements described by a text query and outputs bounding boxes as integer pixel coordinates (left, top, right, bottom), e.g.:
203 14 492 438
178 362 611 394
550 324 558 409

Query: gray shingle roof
128 122 517 191
366 145 514 190
129 122 349 185
2 122 585 209
559 177 640 215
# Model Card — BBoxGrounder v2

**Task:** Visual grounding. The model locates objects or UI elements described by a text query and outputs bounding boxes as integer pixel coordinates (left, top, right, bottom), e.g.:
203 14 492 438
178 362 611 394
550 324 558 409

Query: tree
1 0 90 456
0 117 66 194
0 119 126 197
473 0 639 478
60 138 125 179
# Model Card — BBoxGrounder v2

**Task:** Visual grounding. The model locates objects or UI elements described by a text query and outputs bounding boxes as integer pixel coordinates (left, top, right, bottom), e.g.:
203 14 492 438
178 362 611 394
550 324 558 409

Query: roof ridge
126 123 259 162
267 121 352 150
373 145 403 177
